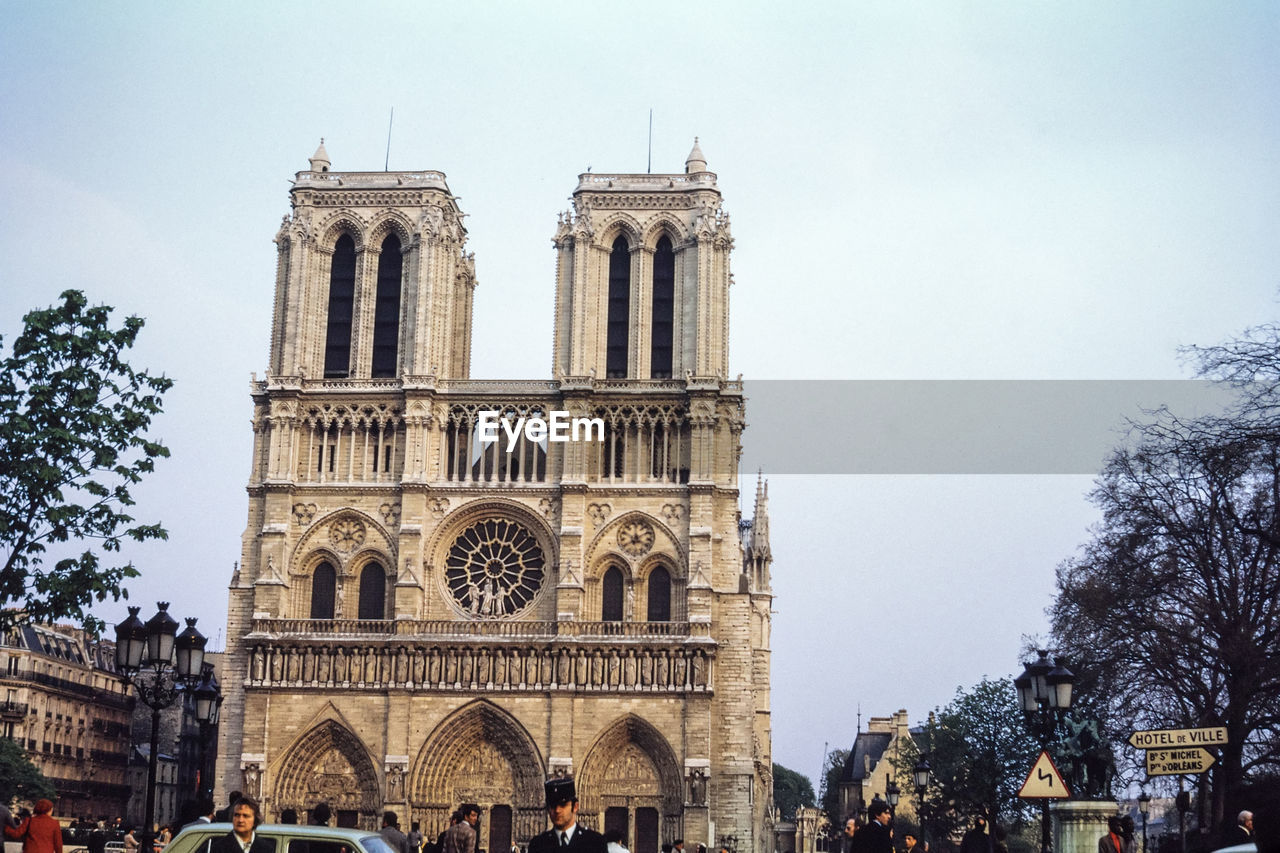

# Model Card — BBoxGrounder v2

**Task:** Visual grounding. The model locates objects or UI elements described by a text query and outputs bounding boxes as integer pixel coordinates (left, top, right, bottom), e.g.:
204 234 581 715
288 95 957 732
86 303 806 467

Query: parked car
167 824 394 853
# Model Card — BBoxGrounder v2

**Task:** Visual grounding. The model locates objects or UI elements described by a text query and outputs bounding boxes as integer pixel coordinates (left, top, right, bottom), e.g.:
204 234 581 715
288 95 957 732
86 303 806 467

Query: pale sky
2 2 1278 788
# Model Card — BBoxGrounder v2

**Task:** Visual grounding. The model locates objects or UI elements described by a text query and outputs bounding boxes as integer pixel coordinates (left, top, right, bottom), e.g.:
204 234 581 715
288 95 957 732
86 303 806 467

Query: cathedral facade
216 140 774 853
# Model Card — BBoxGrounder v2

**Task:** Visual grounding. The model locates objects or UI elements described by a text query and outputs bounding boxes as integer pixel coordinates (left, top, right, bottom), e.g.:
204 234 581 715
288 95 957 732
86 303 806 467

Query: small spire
685 136 707 173
309 138 331 173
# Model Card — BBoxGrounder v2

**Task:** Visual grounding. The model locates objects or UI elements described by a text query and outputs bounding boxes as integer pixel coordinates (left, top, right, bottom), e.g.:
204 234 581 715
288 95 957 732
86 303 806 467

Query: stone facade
0 624 133 819
217 140 773 853
836 711 916 824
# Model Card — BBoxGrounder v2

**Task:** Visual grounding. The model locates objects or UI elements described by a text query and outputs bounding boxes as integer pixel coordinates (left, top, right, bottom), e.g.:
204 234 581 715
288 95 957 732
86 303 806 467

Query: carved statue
386 764 405 801
481 578 500 616
688 769 707 806
1054 716 1115 799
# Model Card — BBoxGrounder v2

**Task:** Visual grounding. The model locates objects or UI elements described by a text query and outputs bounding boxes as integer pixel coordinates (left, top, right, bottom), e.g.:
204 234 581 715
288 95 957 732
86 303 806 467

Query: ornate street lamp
885 781 900 814
1015 650 1075 853
115 604 207 853
912 756 931 848
1137 792 1151 853
191 661 223 798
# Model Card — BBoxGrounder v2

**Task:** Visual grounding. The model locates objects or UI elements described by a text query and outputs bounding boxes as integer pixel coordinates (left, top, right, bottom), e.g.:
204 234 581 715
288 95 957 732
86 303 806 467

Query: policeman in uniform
529 778 607 853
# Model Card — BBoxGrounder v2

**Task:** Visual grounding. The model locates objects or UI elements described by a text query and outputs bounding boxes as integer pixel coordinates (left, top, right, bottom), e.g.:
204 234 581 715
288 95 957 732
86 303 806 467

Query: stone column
1053 800 1117 853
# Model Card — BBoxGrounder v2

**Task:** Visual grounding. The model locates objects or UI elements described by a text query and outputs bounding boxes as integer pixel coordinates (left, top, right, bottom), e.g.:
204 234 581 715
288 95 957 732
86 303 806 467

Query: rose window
445 519 546 617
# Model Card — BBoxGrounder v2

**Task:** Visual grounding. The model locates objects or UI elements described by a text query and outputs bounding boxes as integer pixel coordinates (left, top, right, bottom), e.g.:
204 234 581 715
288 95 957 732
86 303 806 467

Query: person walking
6 800 63 853
528 778 607 853
382 812 412 853
443 806 479 853
604 830 628 853
1098 817 1125 853
959 819 991 853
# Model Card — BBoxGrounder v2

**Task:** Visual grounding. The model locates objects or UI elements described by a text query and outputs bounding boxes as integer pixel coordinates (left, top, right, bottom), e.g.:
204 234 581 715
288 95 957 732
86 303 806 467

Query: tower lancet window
606 236 630 378
602 565 624 622
651 236 674 379
323 234 356 378
646 566 671 622
310 562 336 620
358 563 387 620
371 233 403 378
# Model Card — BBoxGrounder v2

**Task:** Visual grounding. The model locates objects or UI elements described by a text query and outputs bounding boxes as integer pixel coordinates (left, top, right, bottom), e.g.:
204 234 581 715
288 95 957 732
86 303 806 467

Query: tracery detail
445 519 546 617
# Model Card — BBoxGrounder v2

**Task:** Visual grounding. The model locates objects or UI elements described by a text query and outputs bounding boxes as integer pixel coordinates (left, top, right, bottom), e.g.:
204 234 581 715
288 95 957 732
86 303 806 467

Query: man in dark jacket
528 778 607 853
960 818 992 853
852 800 892 853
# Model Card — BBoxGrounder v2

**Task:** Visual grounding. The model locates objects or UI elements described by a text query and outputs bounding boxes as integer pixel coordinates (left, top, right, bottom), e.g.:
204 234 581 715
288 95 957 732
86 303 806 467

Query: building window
310 562 336 620
357 564 386 620
650 236 674 378
606 237 630 378
371 233 402 378
323 234 357 378
601 566 624 622
646 566 671 622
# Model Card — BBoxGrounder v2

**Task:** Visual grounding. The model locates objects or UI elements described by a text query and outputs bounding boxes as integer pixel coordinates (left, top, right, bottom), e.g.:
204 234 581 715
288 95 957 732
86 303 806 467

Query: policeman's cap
545 777 577 807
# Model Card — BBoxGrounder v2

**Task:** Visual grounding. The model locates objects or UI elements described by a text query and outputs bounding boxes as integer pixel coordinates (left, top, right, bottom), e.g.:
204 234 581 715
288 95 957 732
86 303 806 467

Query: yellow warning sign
1018 750 1072 799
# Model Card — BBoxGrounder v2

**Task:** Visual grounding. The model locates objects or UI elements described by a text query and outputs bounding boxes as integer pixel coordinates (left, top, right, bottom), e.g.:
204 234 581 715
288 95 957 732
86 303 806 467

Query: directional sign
1019 750 1072 799
1146 747 1217 777
1128 727 1227 749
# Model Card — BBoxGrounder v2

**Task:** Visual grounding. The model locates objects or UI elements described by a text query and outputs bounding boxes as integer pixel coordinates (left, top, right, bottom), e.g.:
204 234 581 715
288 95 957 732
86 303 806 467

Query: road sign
1128 727 1227 749
1146 747 1217 776
1019 750 1072 799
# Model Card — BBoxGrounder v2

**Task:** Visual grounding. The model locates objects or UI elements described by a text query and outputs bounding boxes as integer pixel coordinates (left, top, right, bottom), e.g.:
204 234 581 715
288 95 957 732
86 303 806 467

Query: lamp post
1137 792 1151 853
1014 650 1076 853
912 756 931 849
191 662 223 799
115 604 207 852
885 781 900 816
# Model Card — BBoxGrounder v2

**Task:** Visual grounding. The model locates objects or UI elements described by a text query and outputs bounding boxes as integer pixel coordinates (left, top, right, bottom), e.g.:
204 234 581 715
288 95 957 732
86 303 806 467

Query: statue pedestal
1053 800 1117 853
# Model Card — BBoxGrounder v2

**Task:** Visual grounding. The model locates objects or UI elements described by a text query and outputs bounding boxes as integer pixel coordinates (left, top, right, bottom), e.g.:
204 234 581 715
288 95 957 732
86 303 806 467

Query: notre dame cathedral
216 139 774 853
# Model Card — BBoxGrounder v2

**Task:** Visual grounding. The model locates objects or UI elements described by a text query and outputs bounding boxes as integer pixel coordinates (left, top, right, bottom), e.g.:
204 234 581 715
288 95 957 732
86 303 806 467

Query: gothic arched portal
272 719 381 829
410 700 546 847
578 715 683 853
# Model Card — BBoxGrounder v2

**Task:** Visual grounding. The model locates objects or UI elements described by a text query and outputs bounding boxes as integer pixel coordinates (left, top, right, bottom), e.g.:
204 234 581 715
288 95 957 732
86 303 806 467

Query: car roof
177 824 378 840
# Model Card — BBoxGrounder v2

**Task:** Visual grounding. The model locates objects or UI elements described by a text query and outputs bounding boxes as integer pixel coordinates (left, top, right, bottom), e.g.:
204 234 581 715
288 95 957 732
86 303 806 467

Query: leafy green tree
0 291 171 633
773 762 816 820
819 748 849 824
0 735 56 803
895 679 1040 845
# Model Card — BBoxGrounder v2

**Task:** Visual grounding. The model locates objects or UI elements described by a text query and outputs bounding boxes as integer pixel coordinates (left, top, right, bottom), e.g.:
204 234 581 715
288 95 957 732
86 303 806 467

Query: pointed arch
645 565 671 622
310 562 336 619
602 565 624 622
371 232 403 378
650 235 675 379
410 700 545 843
272 718 380 825
606 235 630 378
324 233 357 378
357 562 387 620
578 715 683 831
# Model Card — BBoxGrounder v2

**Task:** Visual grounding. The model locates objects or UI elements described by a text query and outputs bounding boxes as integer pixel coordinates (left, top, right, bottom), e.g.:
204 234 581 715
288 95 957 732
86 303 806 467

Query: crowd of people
5 783 1268 853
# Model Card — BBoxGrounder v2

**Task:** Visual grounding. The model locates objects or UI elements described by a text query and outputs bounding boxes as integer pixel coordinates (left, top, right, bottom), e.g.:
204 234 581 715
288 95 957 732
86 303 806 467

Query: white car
168 824 395 853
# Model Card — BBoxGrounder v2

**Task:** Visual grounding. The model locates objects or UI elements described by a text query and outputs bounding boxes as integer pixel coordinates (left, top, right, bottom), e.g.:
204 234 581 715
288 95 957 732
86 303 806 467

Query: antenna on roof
647 108 653 174
385 106 394 171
